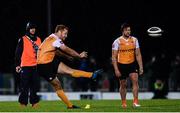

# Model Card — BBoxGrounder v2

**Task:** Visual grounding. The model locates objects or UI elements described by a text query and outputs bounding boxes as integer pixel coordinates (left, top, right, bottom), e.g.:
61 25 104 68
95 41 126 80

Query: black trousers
18 66 40 105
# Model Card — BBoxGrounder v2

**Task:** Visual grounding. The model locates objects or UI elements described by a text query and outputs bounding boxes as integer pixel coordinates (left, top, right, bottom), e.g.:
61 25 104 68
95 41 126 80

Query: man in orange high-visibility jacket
15 22 41 108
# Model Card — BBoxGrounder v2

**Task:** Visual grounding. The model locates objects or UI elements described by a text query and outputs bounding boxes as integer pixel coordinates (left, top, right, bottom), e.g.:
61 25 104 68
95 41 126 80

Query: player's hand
16 66 21 73
139 67 143 75
115 69 121 78
80 51 88 58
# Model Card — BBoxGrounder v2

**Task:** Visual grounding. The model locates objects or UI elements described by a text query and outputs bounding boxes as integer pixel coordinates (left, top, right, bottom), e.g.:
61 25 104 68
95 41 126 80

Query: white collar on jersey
50 34 61 40
120 36 132 41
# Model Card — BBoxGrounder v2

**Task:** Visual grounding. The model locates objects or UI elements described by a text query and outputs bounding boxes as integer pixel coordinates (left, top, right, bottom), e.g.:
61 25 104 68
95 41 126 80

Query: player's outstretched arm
56 49 74 61
60 45 87 59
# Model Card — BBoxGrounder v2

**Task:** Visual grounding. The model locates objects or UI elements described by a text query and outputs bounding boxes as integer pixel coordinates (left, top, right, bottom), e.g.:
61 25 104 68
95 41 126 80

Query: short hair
121 23 130 32
55 25 69 33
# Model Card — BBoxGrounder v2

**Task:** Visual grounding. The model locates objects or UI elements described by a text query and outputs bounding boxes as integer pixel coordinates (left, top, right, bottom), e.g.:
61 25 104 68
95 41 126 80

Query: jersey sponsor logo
119 48 135 52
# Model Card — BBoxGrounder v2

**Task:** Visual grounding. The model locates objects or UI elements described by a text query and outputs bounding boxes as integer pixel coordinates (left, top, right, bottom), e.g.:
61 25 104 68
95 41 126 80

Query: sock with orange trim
122 100 127 105
72 70 93 78
133 98 139 104
56 90 73 107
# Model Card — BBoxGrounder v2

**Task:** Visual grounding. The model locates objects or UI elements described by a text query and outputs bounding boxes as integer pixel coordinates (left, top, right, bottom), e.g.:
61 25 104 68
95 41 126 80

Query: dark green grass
0 99 180 112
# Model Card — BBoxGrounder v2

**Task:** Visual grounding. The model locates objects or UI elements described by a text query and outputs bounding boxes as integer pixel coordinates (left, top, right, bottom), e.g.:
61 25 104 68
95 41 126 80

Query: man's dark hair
121 23 130 32
55 25 69 33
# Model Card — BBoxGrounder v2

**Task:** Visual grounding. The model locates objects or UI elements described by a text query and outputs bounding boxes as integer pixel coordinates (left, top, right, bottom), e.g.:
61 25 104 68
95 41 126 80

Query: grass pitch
0 99 180 112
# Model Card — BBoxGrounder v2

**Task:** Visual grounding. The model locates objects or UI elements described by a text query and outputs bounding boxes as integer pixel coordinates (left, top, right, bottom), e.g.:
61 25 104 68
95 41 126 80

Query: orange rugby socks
72 70 93 78
56 90 73 108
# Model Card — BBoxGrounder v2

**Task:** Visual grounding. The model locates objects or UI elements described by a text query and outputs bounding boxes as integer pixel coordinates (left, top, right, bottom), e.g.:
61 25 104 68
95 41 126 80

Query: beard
123 33 130 37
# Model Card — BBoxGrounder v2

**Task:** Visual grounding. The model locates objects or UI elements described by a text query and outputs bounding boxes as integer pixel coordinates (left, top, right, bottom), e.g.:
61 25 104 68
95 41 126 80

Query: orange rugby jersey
112 36 139 64
37 34 65 64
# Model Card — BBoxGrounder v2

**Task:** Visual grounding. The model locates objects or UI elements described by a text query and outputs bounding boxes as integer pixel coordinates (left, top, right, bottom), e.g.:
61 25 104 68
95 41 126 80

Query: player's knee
131 74 138 81
133 83 139 88
120 81 127 88
132 79 138 85
51 81 62 91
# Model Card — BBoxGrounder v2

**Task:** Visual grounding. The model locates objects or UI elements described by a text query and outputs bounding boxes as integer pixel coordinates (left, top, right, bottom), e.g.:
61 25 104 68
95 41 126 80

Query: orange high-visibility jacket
21 36 41 67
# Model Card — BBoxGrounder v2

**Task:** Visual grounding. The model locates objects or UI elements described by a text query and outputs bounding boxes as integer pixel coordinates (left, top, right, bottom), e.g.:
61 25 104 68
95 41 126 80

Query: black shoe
91 69 103 81
67 105 81 109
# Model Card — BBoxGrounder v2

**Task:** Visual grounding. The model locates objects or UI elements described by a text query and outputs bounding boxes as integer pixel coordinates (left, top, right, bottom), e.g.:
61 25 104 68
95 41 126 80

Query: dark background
0 0 179 72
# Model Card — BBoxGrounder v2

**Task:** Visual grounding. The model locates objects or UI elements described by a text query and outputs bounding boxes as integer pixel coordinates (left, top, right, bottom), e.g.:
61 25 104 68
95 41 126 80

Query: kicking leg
58 62 100 79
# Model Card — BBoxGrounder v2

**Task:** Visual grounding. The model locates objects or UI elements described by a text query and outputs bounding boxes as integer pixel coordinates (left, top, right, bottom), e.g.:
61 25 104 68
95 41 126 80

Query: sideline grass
0 99 180 112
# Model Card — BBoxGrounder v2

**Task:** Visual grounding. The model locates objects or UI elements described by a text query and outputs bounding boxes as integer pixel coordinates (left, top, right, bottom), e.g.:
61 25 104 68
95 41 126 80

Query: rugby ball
147 27 163 37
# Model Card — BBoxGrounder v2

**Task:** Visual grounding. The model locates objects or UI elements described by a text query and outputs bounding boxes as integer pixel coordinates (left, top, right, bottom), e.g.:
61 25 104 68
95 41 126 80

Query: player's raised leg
57 62 102 81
